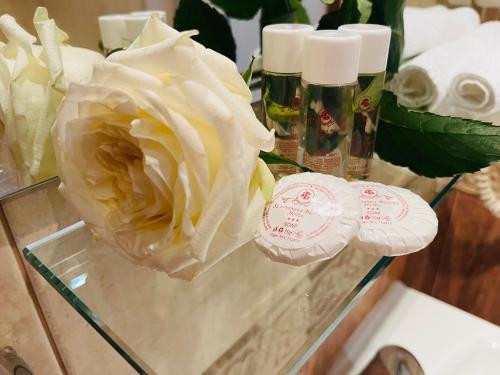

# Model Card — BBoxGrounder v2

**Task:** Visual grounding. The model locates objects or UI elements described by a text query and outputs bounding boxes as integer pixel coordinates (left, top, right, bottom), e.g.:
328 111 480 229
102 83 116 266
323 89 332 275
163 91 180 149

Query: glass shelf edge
429 175 461 208
20 174 461 375
285 256 394 375
23 232 154 375
26 220 86 252
0 176 59 203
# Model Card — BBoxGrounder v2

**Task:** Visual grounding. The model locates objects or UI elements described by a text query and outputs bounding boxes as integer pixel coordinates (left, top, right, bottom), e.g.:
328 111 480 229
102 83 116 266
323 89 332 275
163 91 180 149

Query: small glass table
22 161 459 375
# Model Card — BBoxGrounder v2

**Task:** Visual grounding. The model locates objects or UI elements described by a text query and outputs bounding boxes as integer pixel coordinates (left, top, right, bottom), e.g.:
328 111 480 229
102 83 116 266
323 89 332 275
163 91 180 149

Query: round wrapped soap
350 181 438 256
254 172 361 266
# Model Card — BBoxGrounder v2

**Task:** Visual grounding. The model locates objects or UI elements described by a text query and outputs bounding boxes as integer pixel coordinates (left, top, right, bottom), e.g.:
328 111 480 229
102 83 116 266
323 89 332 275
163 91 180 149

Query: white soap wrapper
254 173 361 266
350 181 438 256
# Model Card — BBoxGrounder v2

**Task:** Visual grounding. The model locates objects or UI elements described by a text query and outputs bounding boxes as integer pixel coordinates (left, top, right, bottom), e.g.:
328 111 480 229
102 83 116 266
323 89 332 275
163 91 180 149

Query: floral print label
354 183 409 225
300 81 356 178
260 182 342 249
303 149 343 176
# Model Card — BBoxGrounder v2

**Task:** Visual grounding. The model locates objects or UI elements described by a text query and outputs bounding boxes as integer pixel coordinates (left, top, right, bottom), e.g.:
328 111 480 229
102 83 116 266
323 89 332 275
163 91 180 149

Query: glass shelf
0 152 57 200
0 176 59 202
22 162 459 375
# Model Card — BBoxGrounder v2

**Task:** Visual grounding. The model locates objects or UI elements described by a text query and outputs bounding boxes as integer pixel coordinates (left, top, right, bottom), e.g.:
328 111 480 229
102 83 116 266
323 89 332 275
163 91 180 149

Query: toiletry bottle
339 24 391 180
299 30 362 178
98 15 128 55
262 24 314 177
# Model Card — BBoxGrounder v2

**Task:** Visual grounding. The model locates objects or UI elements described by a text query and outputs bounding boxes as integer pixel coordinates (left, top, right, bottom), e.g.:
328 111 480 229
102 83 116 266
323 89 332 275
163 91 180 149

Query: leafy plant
176 0 499 177
317 0 404 75
260 151 313 172
376 92 500 177
174 0 311 61
260 0 310 30
242 56 256 85
210 0 264 19
317 0 360 30
367 0 404 75
174 0 236 61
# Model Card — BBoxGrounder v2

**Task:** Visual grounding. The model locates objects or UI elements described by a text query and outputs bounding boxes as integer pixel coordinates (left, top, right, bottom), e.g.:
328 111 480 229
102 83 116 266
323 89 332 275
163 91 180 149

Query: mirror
0 1 178 199
0 0 327 200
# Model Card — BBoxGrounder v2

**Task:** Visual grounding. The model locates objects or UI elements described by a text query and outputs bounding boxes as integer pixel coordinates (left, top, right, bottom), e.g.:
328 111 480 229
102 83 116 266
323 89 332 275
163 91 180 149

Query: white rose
0 7 103 184
54 17 275 280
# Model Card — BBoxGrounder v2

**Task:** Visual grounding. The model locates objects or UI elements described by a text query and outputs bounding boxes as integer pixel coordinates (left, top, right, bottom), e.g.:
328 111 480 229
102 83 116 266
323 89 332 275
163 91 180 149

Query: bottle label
347 156 370 179
301 81 356 177
350 72 384 161
274 137 299 160
260 182 342 249
270 137 300 174
303 149 343 176
354 183 409 225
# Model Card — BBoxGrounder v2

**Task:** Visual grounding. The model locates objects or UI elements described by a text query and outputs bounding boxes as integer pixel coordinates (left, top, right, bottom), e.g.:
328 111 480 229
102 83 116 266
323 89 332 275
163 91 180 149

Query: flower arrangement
0 3 498 280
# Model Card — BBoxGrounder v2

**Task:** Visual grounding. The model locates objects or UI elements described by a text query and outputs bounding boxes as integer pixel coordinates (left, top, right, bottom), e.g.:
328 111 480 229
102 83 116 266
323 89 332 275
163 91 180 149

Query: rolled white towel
450 75 494 112
434 73 500 124
434 22 500 123
391 21 500 111
389 65 437 109
403 5 480 60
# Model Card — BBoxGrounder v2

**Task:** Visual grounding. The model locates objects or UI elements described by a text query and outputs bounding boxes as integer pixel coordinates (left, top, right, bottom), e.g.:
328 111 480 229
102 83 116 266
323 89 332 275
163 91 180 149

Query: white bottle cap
130 10 167 23
262 23 314 74
254 173 361 266
350 181 438 256
98 15 127 50
302 30 361 85
124 15 150 42
339 24 391 74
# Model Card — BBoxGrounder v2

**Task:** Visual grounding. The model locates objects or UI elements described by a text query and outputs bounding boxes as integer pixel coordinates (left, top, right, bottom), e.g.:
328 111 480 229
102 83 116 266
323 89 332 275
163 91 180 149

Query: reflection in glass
23 163 458 375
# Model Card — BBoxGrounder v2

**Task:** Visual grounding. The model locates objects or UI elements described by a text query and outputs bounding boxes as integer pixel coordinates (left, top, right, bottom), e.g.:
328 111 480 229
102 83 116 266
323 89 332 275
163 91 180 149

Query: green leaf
321 0 336 4
358 0 372 23
367 0 405 75
174 0 237 61
210 0 264 20
260 0 311 30
376 91 500 177
317 0 361 30
259 151 313 172
242 56 255 85
293 3 311 24
98 40 104 54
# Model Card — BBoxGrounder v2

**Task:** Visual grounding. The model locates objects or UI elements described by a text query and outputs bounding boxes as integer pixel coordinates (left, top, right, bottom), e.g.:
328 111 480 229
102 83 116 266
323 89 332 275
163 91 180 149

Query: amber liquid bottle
339 24 392 180
261 23 313 178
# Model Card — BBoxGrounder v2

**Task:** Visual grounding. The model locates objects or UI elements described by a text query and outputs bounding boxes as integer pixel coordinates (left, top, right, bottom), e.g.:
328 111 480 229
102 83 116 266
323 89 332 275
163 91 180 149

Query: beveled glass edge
23 223 154 375
285 256 394 375
25 220 85 250
0 176 59 202
429 175 461 208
